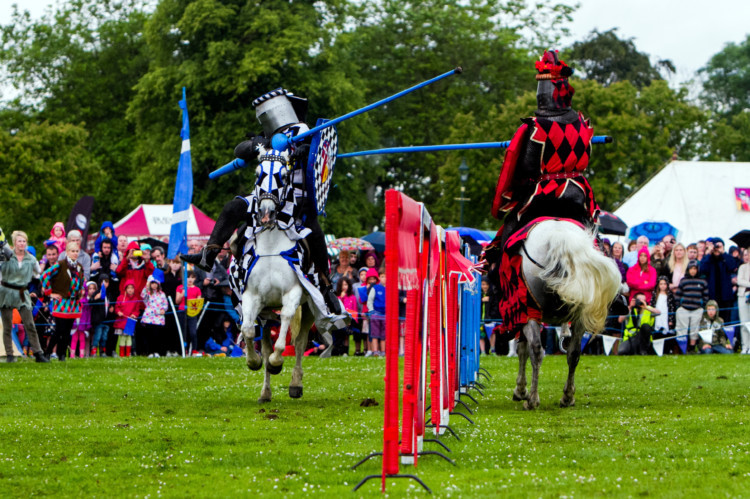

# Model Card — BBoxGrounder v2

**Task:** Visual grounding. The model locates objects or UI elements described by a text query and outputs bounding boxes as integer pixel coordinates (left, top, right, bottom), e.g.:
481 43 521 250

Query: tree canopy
0 0 745 243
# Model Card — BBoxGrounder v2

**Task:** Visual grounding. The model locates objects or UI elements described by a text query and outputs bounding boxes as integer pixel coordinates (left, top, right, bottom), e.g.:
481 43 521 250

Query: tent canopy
114 204 215 238
614 161 750 245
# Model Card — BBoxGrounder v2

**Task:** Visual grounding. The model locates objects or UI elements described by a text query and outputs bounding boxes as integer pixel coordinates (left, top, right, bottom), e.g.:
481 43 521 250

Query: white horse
233 147 318 403
508 219 621 410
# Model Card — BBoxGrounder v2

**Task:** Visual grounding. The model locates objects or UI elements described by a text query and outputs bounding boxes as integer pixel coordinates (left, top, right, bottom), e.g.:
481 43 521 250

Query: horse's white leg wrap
270 289 303 367
241 294 263 370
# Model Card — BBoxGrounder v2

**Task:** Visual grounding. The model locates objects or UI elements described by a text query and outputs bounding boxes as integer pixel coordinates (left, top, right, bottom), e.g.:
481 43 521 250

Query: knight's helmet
535 50 575 111
252 88 308 137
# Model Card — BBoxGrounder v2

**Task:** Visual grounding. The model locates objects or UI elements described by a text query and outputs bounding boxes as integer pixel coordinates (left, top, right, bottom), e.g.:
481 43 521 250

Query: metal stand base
459 391 479 405
351 452 382 470
479 367 493 378
455 398 474 414
353 474 432 493
477 371 491 381
423 438 451 453
425 424 460 440
450 411 474 424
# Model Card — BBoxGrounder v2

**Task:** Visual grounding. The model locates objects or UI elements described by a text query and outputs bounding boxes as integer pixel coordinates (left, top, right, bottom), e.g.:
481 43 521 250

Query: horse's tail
290 306 303 341
538 221 621 333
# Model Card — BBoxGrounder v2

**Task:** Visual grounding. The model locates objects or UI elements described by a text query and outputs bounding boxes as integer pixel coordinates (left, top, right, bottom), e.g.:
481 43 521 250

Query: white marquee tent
614 161 750 245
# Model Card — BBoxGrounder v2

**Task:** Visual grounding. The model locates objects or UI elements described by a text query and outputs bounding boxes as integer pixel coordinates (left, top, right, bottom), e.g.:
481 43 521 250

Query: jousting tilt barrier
352 190 489 493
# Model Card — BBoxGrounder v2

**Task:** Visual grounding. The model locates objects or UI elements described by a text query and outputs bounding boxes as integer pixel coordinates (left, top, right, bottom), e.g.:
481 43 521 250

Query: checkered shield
306 118 338 215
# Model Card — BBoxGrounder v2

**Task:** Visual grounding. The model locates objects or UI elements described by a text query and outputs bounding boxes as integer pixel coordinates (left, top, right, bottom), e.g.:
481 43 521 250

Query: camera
634 299 644 308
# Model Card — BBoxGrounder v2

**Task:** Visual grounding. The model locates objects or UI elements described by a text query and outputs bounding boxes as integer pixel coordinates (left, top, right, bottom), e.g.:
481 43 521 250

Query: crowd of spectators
481 233 750 356
1 221 401 361
3 220 748 362
1 222 252 361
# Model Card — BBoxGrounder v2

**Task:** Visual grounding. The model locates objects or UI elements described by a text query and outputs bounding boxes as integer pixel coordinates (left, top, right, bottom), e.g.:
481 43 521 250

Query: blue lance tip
209 158 247 179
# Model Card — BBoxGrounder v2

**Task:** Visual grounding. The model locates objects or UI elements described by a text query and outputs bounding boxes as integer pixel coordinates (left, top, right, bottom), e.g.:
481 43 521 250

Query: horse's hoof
247 358 263 371
258 396 271 403
289 386 303 399
512 390 529 401
560 397 575 408
523 400 539 411
266 362 283 375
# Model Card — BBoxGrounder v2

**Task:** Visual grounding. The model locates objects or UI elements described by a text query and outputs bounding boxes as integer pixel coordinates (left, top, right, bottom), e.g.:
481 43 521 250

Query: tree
431 78 707 228
701 36 750 161
701 35 750 117
0 122 103 244
0 0 150 221
567 29 674 88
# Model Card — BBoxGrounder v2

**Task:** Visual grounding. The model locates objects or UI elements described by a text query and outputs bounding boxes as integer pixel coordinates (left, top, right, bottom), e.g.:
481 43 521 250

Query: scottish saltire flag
168 87 194 259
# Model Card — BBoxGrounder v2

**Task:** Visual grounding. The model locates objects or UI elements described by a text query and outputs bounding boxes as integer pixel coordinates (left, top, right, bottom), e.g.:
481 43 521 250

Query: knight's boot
180 244 222 272
318 275 350 328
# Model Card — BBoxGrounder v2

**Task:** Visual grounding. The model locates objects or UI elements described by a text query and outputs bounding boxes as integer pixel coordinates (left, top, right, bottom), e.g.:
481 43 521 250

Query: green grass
1 354 749 497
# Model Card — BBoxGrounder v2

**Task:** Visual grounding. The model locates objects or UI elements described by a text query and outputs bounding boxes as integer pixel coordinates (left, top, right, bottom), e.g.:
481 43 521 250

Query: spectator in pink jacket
627 246 658 303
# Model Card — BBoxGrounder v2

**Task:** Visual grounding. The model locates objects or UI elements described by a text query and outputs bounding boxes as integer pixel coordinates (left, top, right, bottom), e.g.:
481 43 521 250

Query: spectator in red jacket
626 246 658 303
116 241 154 297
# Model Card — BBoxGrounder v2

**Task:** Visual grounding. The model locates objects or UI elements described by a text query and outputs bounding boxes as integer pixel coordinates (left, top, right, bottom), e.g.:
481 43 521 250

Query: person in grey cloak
0 229 50 362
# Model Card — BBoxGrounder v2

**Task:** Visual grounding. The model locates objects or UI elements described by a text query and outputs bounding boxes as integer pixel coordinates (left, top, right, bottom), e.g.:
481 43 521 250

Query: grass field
1 353 749 497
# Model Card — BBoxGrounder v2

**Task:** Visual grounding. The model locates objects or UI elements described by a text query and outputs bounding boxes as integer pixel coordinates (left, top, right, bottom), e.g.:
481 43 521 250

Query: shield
598 211 627 236
306 118 338 215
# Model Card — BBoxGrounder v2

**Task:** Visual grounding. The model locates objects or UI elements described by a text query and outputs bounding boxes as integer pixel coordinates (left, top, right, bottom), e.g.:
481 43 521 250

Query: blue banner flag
168 87 194 259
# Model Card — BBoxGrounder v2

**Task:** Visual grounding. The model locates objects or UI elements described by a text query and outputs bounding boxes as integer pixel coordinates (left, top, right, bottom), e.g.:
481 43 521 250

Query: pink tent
87 204 216 250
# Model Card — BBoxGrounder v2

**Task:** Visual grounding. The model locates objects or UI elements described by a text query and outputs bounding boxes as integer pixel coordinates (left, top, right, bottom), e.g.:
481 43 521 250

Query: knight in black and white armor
181 88 345 320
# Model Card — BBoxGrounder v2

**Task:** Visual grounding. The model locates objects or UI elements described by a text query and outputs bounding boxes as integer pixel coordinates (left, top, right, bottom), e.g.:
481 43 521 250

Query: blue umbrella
628 221 679 243
361 231 386 252
445 227 492 244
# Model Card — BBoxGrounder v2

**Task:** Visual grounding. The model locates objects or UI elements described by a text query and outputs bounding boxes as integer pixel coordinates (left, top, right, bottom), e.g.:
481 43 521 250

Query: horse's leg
512 336 529 401
522 320 543 410
269 287 303 367
289 307 314 399
241 294 263 371
259 324 273 403
561 321 585 408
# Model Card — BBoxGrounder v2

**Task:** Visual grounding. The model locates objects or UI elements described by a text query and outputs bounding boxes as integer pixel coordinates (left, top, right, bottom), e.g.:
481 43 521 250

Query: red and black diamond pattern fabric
530 114 593 173
551 79 574 109
498 217 585 335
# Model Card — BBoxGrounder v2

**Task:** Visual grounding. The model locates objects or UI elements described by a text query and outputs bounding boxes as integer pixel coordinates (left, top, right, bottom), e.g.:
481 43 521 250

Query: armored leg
181 198 247 270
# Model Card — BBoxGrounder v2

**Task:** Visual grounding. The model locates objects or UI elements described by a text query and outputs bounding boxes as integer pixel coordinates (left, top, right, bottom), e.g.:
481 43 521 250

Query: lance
209 67 463 179
338 135 613 159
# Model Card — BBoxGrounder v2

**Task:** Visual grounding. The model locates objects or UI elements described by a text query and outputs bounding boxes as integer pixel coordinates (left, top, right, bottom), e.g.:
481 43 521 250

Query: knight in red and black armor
483 50 602 333
491 50 598 249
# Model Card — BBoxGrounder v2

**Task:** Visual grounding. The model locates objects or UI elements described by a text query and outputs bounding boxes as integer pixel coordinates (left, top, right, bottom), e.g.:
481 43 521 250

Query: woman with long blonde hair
668 243 687 291
1 230 49 362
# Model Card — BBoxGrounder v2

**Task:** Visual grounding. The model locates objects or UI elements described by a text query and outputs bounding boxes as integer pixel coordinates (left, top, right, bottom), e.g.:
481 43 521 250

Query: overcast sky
1 0 748 84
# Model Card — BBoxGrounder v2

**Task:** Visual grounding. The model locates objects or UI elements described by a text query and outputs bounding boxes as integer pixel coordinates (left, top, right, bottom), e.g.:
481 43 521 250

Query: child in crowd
204 317 243 357
177 271 203 356
366 268 386 356
699 300 732 354
141 270 168 357
356 267 370 351
47 222 67 254
89 277 109 357
71 281 98 358
675 260 709 351
480 277 499 354
335 277 357 356
114 280 144 357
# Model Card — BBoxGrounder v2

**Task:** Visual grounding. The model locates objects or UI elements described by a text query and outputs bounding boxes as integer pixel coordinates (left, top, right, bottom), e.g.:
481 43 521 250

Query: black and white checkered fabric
252 88 291 108
306 121 338 215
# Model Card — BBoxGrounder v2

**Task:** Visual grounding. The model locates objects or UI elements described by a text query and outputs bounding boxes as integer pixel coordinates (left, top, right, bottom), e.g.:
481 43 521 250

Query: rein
521 243 545 270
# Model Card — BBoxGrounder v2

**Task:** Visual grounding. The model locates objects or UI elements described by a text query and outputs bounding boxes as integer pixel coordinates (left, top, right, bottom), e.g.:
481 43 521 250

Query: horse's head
254 146 292 227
